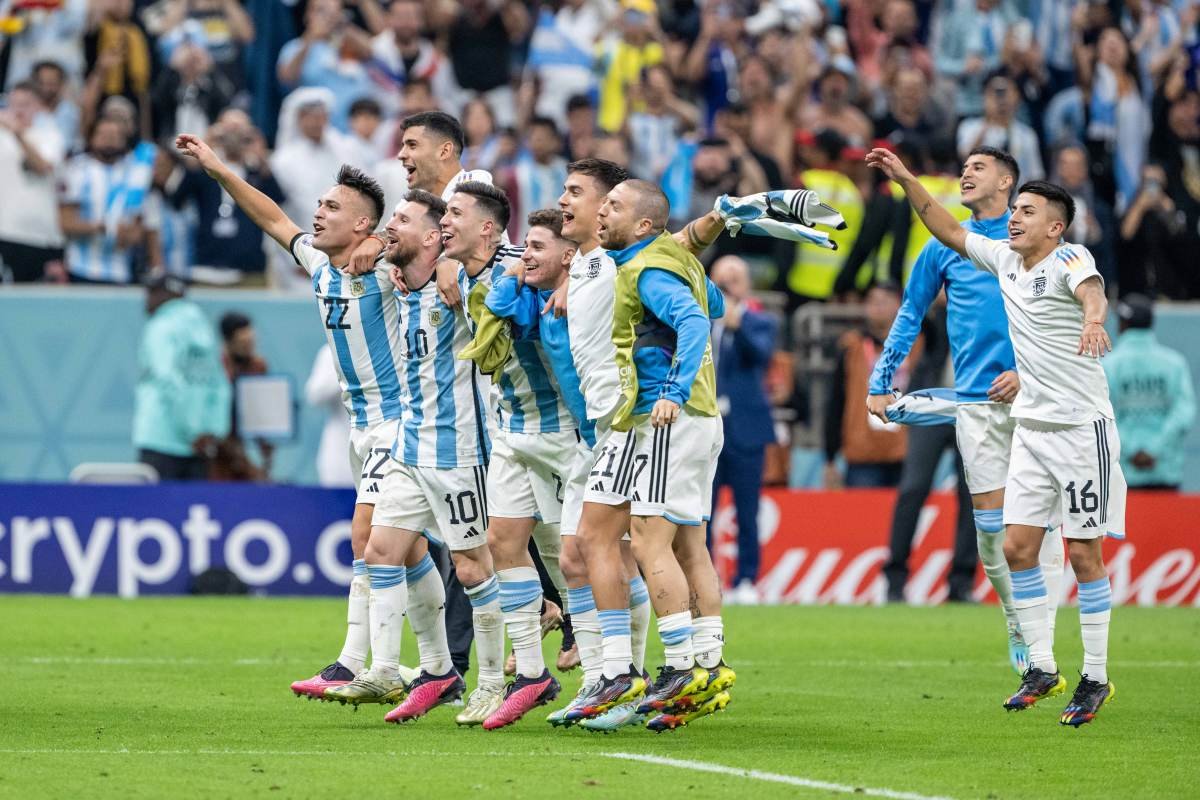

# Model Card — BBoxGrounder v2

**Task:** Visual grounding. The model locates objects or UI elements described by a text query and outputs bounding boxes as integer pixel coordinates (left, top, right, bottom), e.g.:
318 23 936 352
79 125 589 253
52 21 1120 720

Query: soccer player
869 148 1123 726
174 134 432 705
864 147 1065 673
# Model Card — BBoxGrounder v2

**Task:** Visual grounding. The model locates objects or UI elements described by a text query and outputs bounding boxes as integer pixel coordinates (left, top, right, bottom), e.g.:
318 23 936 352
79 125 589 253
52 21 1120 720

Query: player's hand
436 258 462 308
865 147 914 183
390 265 409 294
542 282 568 318
1077 321 1112 358
175 134 225 177
649 398 680 428
865 393 892 423
504 260 526 286
822 462 844 490
988 370 1020 403
345 236 384 275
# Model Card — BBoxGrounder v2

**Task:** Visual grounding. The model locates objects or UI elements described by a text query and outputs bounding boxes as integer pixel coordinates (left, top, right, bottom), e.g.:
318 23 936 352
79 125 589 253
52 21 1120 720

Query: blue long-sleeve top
485 274 596 446
868 213 1015 403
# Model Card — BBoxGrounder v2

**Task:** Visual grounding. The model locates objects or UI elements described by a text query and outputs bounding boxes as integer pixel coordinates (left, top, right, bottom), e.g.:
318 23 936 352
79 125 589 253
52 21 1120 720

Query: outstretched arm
175 134 301 250
673 210 724 256
866 148 969 257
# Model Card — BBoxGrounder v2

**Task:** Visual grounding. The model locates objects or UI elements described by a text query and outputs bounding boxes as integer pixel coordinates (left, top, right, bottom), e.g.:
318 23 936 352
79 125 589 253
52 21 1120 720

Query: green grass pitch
1 596 1196 799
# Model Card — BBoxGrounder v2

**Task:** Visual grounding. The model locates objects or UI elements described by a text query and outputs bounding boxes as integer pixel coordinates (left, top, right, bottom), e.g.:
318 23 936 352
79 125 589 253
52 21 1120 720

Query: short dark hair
403 189 447 228
9 80 37 96
566 94 594 113
566 158 628 193
403 78 433 96
31 60 66 79
336 164 386 226
453 180 511 230
967 146 1020 185
349 97 383 118
400 110 465 156
528 116 560 137
527 208 565 239
1017 180 1076 228
621 179 670 233
219 311 252 341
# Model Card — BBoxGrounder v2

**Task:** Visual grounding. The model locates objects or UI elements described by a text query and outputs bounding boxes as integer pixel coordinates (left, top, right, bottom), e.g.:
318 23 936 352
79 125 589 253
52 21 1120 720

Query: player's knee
1002 534 1038 568
1067 542 1105 580
453 553 489 587
560 539 586 580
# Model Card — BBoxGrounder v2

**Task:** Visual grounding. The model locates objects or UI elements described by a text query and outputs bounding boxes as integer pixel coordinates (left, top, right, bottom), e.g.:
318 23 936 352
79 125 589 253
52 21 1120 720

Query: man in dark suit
709 256 778 605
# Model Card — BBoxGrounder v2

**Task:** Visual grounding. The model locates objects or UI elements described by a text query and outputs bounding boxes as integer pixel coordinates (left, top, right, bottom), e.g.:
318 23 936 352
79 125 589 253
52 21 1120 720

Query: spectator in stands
370 0 452 117
799 60 875 147
846 0 932 89
435 0 530 127
30 61 80 149
683 0 743 128
276 0 375 129
150 41 238 144
167 109 283 285
521 0 607 129
999 20 1049 132
343 97 386 169
213 312 273 481
1104 294 1197 491
1078 26 1147 212
594 0 664 133
400 77 438 115
58 116 160 284
504 117 567 240
562 94 598 161
709 256 778 605
461 98 503 173
675 136 767 231
153 0 255 96
874 65 950 156
957 70 1045 182
81 0 154 141
824 281 917 488
1054 143 1115 285
306 344 354 487
593 129 631 168
1150 63 1200 268
0 82 66 283
627 63 698 182
1118 163 1189 299
2 0 88 90
933 0 1019 118
737 51 806 182
133 273 230 481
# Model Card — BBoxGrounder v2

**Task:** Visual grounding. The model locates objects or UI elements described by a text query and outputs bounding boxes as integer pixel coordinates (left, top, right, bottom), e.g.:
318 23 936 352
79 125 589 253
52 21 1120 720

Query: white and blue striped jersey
59 150 156 283
392 265 491 468
478 245 575 435
292 234 403 429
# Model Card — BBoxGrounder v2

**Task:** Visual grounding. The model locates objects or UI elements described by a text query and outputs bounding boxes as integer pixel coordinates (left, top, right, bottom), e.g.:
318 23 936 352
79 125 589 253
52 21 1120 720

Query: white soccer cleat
456 684 505 726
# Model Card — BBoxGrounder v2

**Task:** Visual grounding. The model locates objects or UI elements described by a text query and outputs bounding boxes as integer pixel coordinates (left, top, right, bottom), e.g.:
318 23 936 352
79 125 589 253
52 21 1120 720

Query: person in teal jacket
133 274 231 480
1103 294 1196 489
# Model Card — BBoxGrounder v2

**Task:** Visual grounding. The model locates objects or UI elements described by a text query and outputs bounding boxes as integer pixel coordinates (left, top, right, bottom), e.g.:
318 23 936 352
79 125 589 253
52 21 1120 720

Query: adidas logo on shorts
464 526 482 538
1082 517 1098 529
590 483 604 492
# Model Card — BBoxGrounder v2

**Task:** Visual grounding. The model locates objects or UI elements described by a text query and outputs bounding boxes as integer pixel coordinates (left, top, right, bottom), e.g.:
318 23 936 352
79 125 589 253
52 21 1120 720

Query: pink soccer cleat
291 662 355 700
384 669 466 723
483 670 561 730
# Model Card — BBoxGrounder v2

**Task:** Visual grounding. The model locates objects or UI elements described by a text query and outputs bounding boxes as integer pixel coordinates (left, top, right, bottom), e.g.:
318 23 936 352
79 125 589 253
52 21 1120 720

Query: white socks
366 564 407 675
692 616 724 669
657 611 694 671
337 560 370 673
1078 577 1112 684
1011 566 1056 673
629 576 651 674
465 575 504 689
498 566 545 679
597 608 633 680
567 585 603 688
1041 527 1064 639
405 553 452 676
974 509 1017 626
531 522 568 599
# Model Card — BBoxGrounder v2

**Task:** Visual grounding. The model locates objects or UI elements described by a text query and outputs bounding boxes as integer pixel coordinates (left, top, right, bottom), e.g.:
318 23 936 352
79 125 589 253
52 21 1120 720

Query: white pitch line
602 753 956 800
0 748 518 758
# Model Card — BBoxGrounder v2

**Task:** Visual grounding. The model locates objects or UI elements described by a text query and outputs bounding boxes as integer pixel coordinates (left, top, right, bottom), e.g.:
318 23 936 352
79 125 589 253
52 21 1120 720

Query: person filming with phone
1117 162 1189 298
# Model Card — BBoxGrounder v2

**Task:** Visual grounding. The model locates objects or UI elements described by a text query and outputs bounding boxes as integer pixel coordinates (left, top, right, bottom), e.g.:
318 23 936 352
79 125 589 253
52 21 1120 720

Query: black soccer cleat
1060 676 1115 727
1004 667 1067 711
563 666 646 721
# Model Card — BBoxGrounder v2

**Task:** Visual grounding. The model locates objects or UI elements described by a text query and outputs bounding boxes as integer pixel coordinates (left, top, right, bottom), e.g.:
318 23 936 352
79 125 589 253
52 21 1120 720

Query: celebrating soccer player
869 147 1124 727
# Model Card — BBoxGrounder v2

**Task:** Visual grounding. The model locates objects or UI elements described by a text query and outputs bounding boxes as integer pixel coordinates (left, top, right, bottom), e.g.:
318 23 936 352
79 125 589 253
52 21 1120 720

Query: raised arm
1074 275 1112 358
866 148 969 256
673 209 724 255
175 134 301 250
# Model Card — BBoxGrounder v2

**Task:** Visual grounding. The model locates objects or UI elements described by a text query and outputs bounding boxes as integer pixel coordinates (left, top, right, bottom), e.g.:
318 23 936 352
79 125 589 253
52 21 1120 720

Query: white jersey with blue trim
565 245 622 421
291 233 403 429
392 266 490 468
478 244 575 434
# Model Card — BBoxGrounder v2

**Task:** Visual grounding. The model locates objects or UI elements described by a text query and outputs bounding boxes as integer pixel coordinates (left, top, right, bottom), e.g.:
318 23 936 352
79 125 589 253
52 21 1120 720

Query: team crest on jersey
1032 275 1047 297
429 309 443 326
587 257 601 278
350 278 365 297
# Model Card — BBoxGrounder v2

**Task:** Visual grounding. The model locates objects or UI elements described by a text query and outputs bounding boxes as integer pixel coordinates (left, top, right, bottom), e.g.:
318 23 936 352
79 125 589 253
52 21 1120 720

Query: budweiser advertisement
711 490 1200 607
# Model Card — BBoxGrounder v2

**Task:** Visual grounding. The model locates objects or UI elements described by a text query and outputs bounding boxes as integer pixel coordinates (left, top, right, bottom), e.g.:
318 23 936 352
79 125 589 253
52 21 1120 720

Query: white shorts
373 458 490 551
1005 418 1127 540
559 439 595 536
955 402 1016 495
582 414 635 508
348 421 398 506
486 428 582 523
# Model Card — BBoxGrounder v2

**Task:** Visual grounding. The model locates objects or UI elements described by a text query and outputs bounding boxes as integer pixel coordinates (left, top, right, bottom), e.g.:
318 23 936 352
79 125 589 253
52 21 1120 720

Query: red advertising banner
711 490 1200 606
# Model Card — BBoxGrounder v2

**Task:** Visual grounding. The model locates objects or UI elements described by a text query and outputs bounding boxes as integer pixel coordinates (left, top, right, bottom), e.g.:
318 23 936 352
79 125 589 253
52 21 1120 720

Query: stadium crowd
2 0 1199 301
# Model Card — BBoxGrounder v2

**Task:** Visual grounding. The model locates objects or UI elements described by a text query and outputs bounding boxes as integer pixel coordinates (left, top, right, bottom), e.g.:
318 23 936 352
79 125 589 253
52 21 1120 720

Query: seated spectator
1117 163 1189 299
150 41 238 145
956 70 1045 181
153 0 255 96
81 0 153 141
213 312 273 481
58 116 161 284
166 109 284 286
0 82 66 283
276 0 375 130
824 282 920 489
503 117 567 240
799 60 875 147
626 63 698 182
30 61 81 149
594 0 664 133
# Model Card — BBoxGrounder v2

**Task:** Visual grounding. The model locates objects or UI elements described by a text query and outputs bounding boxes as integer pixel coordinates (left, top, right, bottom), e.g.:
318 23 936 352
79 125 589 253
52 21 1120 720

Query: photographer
1118 163 1188 298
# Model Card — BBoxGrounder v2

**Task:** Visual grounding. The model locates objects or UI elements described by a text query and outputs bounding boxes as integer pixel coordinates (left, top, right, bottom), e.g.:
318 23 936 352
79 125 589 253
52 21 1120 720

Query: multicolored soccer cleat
483 669 561 730
291 662 354 700
1004 667 1067 711
700 662 737 698
635 666 709 716
646 690 732 732
579 701 646 733
384 669 466 723
455 685 505 727
323 667 412 707
1008 623 1030 675
564 667 647 721
1060 676 1115 727
547 683 592 727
